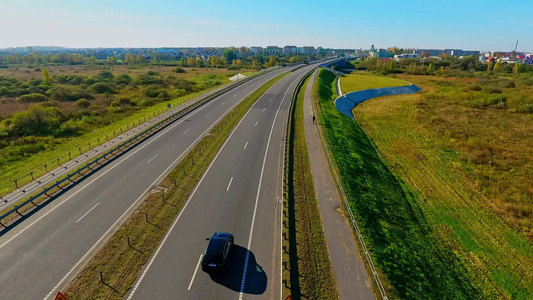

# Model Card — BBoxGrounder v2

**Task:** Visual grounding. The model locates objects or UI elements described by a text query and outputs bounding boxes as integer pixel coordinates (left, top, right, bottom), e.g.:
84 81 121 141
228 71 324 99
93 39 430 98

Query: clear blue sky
1 0 531 52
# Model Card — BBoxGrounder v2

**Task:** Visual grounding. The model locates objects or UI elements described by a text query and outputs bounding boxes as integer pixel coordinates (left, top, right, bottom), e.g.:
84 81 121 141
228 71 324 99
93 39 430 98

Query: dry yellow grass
353 74 533 299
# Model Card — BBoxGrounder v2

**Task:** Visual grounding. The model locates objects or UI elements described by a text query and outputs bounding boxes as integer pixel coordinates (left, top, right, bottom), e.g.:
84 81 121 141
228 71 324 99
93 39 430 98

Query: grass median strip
63 72 288 299
283 72 339 300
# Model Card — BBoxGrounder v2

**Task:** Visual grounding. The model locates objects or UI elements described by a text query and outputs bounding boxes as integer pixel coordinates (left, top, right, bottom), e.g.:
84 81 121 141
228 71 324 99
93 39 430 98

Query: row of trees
358 56 533 75
0 48 320 69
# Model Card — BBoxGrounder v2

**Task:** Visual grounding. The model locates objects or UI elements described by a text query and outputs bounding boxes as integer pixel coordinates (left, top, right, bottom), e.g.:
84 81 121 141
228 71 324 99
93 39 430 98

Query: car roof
205 237 226 256
212 232 233 239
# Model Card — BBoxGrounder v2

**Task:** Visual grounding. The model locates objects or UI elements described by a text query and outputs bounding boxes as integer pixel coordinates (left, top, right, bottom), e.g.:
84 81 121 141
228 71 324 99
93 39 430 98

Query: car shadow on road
208 244 267 295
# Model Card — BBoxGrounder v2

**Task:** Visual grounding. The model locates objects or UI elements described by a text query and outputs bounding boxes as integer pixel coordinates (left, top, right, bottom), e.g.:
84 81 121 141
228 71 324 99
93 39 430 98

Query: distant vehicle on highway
201 232 234 272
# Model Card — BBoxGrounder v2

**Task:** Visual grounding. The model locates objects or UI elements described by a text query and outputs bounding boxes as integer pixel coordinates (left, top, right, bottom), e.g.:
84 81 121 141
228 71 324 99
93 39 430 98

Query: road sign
55 292 68 300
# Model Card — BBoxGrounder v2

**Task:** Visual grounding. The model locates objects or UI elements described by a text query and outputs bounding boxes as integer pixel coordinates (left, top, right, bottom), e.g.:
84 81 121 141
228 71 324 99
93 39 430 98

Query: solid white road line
255 121 258 127
146 154 158 164
226 177 234 191
183 129 190 134
244 142 248 150
76 203 100 223
188 254 203 290
239 72 299 300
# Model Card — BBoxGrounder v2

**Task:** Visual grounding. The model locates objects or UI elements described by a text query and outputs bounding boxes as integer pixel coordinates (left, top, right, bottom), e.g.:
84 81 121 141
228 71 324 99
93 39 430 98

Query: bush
469 85 482 91
2 105 64 137
89 82 116 94
48 87 93 102
484 86 503 94
96 71 114 80
172 67 186 73
498 80 516 88
143 85 167 98
76 98 91 109
115 74 132 85
16 93 48 103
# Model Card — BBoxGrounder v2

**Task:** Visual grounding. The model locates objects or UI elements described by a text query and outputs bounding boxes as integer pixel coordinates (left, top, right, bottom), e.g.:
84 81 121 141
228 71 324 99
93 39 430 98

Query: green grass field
339 73 409 93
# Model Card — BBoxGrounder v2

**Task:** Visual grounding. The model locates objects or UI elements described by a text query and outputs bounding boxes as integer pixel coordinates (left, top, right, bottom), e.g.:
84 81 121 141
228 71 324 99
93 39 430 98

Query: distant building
413 48 480 57
265 46 282 54
250 47 263 54
283 45 297 54
369 45 393 58
303 46 316 55
394 53 419 61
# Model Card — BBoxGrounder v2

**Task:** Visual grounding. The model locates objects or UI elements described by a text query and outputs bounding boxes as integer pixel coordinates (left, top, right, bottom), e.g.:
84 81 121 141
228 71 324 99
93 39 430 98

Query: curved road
126 64 319 299
0 67 290 299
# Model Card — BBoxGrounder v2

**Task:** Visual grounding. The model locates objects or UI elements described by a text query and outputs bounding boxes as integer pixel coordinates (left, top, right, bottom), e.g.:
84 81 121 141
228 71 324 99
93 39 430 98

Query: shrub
172 67 186 73
115 74 132 85
49 87 93 102
89 82 116 94
484 86 502 94
143 85 167 98
2 105 64 137
96 71 114 80
16 93 48 103
76 98 91 109
28 78 42 86
469 85 482 91
497 79 516 88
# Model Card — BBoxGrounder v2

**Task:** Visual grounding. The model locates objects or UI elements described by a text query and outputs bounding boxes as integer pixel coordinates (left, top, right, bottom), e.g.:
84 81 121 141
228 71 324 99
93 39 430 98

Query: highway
126 63 318 299
0 67 290 299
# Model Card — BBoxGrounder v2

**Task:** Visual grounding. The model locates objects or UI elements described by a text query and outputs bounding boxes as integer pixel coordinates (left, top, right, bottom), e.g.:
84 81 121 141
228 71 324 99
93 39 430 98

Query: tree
210 55 221 66
487 61 494 72
187 57 195 67
136 54 144 64
180 57 187 67
427 63 436 74
222 47 237 64
513 63 519 74
387 47 401 54
195 57 202 67
265 56 276 68
493 61 503 72
124 53 135 64
42 67 52 85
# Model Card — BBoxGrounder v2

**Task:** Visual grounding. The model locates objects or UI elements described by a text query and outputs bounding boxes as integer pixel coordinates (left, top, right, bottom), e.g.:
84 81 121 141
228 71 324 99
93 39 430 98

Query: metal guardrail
0 67 280 228
311 71 389 300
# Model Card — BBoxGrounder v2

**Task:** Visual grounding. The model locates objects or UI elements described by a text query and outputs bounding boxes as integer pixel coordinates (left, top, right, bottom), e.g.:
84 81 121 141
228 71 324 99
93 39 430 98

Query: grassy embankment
354 73 533 299
339 73 409 92
316 69 484 299
0 67 253 196
63 72 288 299
283 73 339 300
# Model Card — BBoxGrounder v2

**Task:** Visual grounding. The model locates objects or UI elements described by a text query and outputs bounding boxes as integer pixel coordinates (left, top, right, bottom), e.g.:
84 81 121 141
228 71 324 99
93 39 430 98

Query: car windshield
205 238 225 256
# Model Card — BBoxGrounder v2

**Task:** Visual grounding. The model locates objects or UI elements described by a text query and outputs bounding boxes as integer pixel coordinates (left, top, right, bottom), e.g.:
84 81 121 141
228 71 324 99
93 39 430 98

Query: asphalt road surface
0 67 290 300
126 64 319 300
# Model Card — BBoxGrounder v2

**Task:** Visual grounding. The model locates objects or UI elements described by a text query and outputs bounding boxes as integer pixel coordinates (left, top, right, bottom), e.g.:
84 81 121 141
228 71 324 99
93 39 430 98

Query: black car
201 232 234 272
